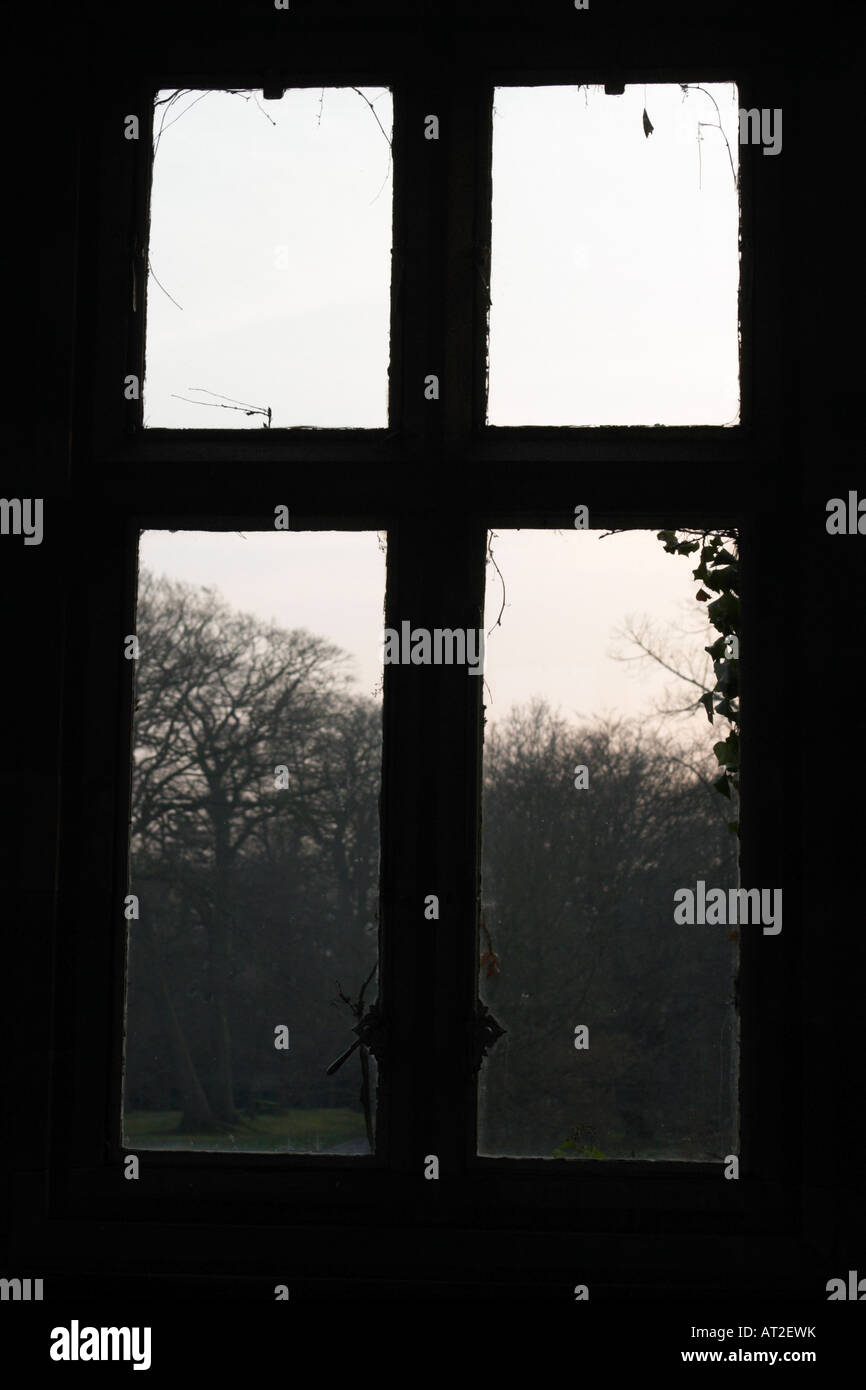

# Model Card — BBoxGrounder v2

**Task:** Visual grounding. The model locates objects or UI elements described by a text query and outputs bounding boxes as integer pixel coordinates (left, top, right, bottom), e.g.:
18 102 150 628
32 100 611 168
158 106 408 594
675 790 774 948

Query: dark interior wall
2 0 864 1315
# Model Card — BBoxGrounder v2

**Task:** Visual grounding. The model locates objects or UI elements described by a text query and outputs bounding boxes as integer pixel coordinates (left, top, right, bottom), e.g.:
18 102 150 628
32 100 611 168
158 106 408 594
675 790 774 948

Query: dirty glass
122 529 386 1153
487 83 740 425
144 87 393 428
477 529 739 1159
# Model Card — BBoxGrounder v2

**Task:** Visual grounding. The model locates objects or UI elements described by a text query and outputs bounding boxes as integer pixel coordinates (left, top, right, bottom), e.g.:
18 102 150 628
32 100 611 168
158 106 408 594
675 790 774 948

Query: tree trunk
154 961 216 1132
209 824 238 1124
209 947 237 1123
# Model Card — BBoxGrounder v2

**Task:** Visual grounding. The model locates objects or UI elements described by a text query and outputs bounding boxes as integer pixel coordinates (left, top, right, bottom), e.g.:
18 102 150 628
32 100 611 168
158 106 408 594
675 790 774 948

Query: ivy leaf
713 732 739 767
713 661 738 697
707 592 739 628
713 772 731 798
659 530 699 557
699 691 715 723
702 564 739 594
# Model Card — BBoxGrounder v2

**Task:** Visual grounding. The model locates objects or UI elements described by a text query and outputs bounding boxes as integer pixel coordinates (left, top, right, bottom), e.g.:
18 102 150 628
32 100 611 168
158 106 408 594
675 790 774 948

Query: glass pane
477 529 739 1159
122 530 387 1152
487 84 740 425
144 87 393 428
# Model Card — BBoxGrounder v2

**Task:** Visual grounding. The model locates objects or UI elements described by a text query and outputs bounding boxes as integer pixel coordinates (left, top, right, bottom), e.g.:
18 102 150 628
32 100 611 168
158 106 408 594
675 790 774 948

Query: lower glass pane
477 529 739 1159
122 530 385 1152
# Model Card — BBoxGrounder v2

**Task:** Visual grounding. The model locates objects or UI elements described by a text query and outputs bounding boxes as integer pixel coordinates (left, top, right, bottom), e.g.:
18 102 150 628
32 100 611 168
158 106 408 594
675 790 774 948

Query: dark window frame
54 29 800 1293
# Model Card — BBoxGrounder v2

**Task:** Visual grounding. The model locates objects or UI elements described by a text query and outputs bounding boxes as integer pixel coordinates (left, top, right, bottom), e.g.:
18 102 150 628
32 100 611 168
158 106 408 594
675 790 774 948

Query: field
123 1107 369 1152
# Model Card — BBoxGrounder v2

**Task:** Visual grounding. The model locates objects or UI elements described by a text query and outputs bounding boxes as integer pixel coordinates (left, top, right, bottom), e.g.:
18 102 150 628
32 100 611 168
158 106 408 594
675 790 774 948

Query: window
112 73 750 1172
56 33 793 1300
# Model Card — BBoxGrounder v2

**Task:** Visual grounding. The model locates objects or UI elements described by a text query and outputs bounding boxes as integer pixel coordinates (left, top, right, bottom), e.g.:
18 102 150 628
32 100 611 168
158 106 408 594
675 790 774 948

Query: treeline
479 702 738 1160
125 570 381 1134
125 570 737 1159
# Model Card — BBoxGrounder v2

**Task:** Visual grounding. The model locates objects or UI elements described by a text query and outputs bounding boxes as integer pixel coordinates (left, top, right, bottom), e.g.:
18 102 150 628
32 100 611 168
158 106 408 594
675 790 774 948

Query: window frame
54 33 799 1293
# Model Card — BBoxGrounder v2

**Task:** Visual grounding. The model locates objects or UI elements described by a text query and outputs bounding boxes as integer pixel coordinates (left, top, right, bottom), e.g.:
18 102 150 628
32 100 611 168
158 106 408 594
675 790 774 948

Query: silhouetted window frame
57 35 793 1287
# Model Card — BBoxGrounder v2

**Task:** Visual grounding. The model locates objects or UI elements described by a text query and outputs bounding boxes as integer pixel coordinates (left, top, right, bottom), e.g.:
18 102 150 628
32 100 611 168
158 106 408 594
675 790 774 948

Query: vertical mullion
380 74 447 1176
388 76 445 458
382 72 489 1184
443 78 493 456
430 74 491 1173
380 520 484 1183
428 522 488 1176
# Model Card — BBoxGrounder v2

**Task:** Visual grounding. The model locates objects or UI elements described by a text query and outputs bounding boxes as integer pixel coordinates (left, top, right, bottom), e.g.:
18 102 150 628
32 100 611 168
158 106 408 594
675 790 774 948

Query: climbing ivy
656 528 740 835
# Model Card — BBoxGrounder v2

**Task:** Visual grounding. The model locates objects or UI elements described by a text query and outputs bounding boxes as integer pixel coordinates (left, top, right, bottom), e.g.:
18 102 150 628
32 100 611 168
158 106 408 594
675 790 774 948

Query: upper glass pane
144 88 393 428
487 84 740 426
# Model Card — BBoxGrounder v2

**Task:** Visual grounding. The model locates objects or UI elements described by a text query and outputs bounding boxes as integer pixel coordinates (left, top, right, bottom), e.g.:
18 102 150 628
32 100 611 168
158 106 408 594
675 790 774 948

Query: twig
349 87 393 205
615 629 711 692
170 388 271 425
681 84 737 190
153 90 212 157
252 93 276 126
153 87 277 159
325 963 379 1151
486 531 507 637
349 87 392 151
148 258 184 311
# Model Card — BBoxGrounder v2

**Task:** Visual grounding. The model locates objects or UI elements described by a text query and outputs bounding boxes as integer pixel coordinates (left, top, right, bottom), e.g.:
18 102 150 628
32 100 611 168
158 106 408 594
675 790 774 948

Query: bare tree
129 570 354 1127
479 701 738 1158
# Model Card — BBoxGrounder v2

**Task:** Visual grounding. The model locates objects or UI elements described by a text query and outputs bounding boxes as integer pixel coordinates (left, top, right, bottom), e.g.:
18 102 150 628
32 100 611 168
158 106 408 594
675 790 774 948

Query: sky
140 80 738 734
144 81 739 429
488 83 740 425
144 87 394 428
138 526 718 741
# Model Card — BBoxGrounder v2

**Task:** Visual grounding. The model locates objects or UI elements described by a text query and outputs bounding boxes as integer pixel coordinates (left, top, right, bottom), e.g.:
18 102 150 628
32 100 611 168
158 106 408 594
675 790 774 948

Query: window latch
326 999 387 1075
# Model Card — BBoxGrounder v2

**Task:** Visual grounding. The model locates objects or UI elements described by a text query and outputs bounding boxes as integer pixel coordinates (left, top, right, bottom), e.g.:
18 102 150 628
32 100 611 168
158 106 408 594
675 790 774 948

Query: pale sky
144 87 394 428
488 83 740 425
144 81 739 429
138 527 718 737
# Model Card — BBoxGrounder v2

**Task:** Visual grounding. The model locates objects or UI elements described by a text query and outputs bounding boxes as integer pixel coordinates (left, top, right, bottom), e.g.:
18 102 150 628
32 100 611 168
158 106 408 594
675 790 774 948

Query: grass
123 1105 369 1152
